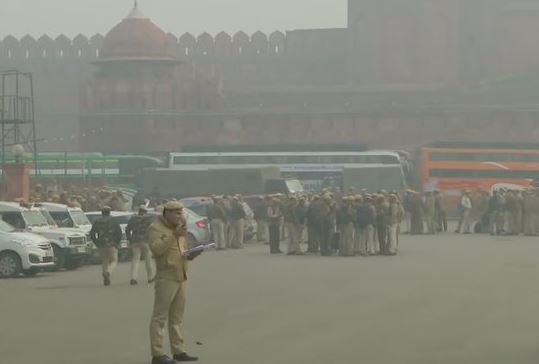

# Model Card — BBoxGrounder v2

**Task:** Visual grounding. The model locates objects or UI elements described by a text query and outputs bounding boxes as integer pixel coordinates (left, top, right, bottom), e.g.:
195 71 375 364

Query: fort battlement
0 30 349 89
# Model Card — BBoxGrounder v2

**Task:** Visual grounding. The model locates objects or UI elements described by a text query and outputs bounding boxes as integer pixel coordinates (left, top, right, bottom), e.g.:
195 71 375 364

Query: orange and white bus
419 143 539 196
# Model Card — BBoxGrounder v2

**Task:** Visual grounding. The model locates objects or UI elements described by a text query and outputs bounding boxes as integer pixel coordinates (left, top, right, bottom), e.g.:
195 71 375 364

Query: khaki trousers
364 225 377 255
426 214 436 234
150 279 186 357
99 246 118 276
459 209 472 233
256 219 268 242
388 223 398 254
210 219 226 249
130 243 154 281
286 223 301 254
339 223 354 256
229 219 245 248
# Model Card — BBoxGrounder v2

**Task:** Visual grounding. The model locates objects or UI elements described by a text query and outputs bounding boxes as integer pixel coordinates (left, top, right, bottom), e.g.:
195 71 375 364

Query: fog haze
2 0 347 37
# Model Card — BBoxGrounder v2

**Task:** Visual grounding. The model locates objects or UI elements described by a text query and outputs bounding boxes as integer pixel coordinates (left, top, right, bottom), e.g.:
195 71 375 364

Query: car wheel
51 245 66 271
0 252 22 278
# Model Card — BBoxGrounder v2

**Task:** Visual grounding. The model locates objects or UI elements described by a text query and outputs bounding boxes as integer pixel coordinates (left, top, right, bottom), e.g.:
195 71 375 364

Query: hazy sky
2 0 347 38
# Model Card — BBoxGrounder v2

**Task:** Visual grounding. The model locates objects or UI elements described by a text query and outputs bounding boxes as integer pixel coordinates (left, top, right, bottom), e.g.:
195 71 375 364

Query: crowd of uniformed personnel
401 187 539 236
213 189 407 257
453 187 539 236
30 183 131 211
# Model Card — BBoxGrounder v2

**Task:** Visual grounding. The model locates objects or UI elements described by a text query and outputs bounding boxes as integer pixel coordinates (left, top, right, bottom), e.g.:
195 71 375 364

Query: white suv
39 202 92 233
0 219 55 278
0 202 88 270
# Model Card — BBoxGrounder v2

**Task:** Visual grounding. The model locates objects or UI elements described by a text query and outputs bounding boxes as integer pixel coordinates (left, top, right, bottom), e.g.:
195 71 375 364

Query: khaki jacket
148 217 189 282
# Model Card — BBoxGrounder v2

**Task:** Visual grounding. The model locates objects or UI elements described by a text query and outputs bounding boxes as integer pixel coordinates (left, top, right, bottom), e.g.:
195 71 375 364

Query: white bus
168 151 405 192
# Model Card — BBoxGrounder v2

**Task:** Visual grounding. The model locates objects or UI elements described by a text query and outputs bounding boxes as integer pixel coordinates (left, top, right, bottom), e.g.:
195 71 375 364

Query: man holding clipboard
148 201 204 364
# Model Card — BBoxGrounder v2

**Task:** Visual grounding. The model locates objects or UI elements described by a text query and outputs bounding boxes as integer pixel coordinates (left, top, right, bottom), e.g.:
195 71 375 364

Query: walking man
125 205 154 285
89 206 123 286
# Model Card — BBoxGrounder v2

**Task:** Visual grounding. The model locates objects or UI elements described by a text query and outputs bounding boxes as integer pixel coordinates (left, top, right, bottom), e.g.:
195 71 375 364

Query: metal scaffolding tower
0 70 38 172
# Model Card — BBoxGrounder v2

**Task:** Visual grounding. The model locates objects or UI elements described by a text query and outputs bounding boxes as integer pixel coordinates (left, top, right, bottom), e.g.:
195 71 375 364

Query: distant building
79 5 224 152
3 0 539 151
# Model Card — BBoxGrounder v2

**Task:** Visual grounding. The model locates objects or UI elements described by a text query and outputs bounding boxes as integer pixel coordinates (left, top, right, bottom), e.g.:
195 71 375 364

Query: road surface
2 232 539 364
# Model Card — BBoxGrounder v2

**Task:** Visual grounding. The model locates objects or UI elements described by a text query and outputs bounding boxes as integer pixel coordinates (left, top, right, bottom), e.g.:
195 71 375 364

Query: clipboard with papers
183 243 215 257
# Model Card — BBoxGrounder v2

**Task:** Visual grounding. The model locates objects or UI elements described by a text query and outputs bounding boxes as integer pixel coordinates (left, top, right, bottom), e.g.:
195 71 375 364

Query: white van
0 219 55 278
0 202 88 270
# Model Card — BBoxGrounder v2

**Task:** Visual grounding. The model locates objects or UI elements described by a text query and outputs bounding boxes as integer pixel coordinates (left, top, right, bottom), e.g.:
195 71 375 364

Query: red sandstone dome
99 5 176 61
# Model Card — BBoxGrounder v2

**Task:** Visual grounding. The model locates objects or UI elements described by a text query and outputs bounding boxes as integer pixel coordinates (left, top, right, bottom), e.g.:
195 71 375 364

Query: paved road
3 232 539 364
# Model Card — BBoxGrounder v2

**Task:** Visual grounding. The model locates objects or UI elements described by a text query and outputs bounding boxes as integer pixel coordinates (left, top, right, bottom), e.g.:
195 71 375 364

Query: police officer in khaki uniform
207 196 227 250
89 206 122 286
228 196 246 249
148 201 200 364
284 196 303 255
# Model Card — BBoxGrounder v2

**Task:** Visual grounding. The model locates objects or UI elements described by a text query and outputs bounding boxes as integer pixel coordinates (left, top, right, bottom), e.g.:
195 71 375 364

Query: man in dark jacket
126 205 154 285
90 206 123 286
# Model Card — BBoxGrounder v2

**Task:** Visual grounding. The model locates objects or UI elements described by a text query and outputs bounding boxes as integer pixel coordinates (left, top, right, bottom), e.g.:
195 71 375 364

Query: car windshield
40 210 58 226
22 210 49 227
0 219 15 232
71 210 91 225
50 211 71 226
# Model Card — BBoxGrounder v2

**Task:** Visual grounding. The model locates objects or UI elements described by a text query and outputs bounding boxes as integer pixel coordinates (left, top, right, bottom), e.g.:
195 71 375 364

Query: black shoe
173 352 199 362
103 273 111 286
151 355 176 364
130 279 138 285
